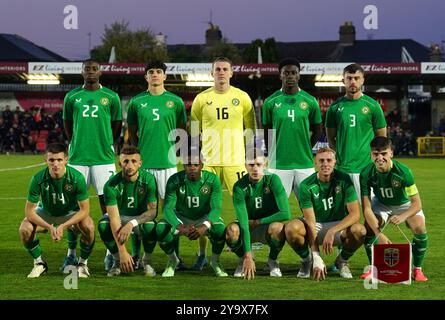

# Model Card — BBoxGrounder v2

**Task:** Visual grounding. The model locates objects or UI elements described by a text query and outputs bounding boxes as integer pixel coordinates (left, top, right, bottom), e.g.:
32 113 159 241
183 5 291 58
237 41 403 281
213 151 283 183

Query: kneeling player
360 137 429 281
285 147 365 281
225 149 290 280
156 145 228 277
98 146 158 277
19 143 94 278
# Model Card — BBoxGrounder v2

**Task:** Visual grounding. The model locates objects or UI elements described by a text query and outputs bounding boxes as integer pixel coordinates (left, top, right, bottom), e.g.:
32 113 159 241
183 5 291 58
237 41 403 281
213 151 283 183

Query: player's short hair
315 147 336 156
343 63 365 75
145 60 167 73
212 56 232 68
82 58 99 66
246 148 267 162
120 146 140 155
46 143 67 155
370 136 393 151
278 58 301 72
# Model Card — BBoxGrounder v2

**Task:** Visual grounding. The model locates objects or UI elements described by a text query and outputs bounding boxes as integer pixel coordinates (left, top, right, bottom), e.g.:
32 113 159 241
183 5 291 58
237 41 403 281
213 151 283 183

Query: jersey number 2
82 105 98 118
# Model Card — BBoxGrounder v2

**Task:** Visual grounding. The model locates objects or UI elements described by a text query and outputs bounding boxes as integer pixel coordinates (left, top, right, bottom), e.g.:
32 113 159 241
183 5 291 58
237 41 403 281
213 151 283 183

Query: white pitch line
0 162 46 172
0 195 99 201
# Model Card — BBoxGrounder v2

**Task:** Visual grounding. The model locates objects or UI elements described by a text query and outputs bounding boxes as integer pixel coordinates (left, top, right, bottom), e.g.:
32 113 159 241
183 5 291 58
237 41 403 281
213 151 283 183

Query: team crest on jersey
264 186 271 194
179 186 186 194
100 97 109 106
201 185 210 194
137 186 145 195
64 184 74 192
166 100 175 108
300 101 308 110
206 101 213 105
361 106 370 114
232 98 240 106
335 185 342 194
392 179 401 188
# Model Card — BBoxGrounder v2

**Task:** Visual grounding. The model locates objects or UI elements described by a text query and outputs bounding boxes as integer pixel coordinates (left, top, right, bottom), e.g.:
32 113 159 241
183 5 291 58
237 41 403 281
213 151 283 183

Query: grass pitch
0 155 444 300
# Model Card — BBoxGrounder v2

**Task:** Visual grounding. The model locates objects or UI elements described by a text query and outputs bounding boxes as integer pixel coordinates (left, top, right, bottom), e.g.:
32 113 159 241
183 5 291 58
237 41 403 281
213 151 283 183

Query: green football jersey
27 166 89 217
299 169 358 223
262 89 322 169
63 86 122 165
163 170 222 230
103 170 158 217
233 173 291 253
126 91 187 169
325 94 386 173
360 160 417 206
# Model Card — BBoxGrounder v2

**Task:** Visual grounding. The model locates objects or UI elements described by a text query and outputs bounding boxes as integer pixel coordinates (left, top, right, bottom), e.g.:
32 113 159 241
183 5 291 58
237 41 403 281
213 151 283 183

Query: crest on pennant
384 248 400 267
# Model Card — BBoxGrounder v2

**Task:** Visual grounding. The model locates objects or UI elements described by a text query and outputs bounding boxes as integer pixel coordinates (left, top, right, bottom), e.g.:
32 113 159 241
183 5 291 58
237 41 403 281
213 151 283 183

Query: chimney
205 23 222 46
339 21 356 46
155 33 166 48
429 44 442 62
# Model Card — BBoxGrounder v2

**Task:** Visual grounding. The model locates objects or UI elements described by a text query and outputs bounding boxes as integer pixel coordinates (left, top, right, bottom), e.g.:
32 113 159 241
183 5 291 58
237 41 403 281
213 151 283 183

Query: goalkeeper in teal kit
155 145 228 277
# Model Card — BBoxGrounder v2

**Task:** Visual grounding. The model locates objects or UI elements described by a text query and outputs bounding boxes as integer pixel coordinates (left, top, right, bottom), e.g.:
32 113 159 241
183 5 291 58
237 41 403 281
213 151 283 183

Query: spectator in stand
2 105 13 123
0 116 9 153
438 117 445 137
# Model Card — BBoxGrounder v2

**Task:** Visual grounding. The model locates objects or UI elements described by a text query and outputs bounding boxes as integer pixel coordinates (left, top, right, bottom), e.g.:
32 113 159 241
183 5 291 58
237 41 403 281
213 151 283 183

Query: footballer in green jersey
127 60 187 270
98 146 158 277
226 149 290 280
263 59 322 198
360 137 428 282
325 63 386 198
63 59 123 271
285 147 365 281
19 143 95 278
155 146 228 277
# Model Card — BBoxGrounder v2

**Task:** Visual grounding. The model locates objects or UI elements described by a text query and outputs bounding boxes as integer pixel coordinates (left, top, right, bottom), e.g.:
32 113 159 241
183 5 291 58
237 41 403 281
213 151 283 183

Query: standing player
325 63 387 197
262 58 322 199
360 137 429 281
19 143 95 278
155 145 228 277
98 146 158 277
190 56 256 269
225 149 290 280
285 148 365 280
63 59 122 271
127 60 187 267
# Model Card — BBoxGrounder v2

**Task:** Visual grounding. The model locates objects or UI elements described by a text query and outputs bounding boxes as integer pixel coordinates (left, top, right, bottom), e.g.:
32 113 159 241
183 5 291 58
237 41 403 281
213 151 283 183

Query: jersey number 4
82 105 99 118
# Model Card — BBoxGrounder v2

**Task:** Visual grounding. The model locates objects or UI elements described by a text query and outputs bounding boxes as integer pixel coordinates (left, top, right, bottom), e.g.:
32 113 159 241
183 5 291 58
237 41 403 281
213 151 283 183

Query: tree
90 21 168 63
243 37 278 63
201 37 242 63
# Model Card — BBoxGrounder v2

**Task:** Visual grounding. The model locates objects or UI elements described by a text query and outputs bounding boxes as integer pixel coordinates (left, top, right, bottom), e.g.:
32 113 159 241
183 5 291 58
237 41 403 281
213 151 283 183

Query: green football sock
26 239 42 260
412 233 428 268
292 242 310 260
80 239 94 260
364 235 377 264
339 247 355 262
131 233 142 257
268 238 285 260
141 222 157 254
67 228 77 250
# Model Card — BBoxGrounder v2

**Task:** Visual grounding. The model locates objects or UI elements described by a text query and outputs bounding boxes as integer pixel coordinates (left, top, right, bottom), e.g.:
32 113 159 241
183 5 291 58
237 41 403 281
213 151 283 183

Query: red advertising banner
0 62 27 74
372 243 411 284
361 63 420 74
